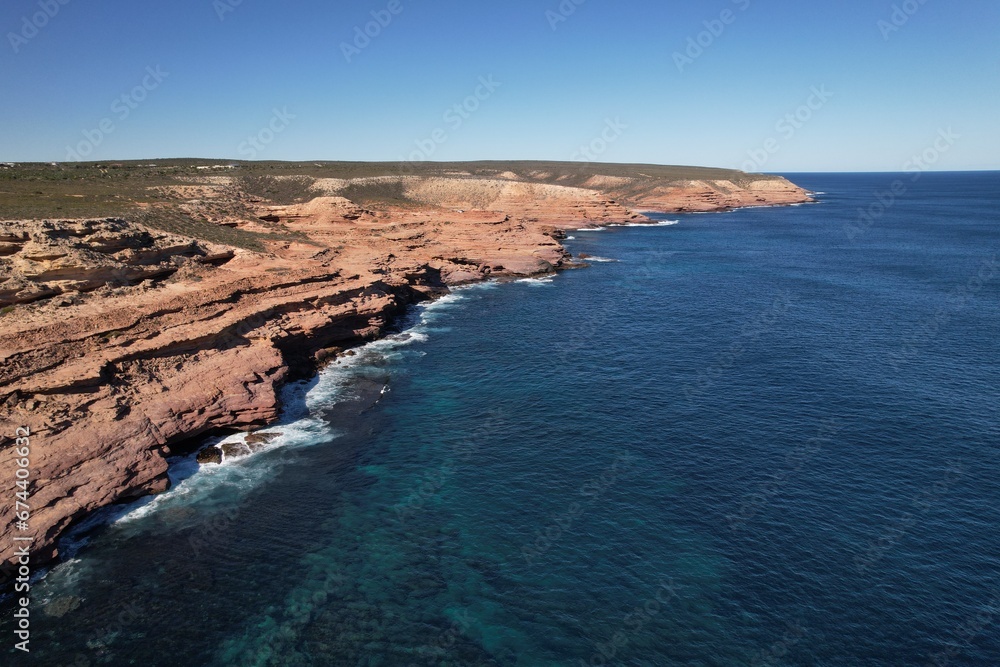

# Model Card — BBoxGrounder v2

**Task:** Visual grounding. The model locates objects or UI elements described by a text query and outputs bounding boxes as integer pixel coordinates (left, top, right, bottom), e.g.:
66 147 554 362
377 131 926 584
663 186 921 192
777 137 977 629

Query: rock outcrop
0 218 234 306
0 165 811 584
615 177 812 212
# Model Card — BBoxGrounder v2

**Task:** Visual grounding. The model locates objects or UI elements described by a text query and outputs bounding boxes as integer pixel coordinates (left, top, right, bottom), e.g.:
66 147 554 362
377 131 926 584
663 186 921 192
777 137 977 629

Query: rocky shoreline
0 165 811 584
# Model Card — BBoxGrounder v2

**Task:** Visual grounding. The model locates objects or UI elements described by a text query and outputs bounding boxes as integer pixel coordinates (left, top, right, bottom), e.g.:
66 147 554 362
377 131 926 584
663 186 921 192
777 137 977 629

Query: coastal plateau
0 160 811 582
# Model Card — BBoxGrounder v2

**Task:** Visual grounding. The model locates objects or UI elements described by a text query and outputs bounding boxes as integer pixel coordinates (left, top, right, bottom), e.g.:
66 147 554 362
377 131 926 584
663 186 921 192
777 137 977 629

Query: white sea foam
33 280 509 594
516 276 555 286
112 415 342 527
583 256 618 263
609 219 680 227
565 235 576 240
576 226 608 231
60 282 490 539
108 287 486 528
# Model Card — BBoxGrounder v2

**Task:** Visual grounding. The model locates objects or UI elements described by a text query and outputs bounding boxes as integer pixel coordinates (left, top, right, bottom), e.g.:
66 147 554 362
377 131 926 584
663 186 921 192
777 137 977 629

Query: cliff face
617 177 812 212
311 171 811 217
0 167 811 581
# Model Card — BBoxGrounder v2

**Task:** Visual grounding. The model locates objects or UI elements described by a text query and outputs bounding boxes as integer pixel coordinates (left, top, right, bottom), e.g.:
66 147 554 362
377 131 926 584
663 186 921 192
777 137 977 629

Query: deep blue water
3 172 999 666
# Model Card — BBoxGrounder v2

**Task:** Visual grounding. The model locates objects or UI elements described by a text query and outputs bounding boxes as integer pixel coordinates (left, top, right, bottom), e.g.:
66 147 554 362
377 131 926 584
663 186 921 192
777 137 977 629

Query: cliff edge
0 161 811 582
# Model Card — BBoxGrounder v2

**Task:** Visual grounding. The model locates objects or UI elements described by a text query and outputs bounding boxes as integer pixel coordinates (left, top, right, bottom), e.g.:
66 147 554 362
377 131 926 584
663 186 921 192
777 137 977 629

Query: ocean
3 172 999 666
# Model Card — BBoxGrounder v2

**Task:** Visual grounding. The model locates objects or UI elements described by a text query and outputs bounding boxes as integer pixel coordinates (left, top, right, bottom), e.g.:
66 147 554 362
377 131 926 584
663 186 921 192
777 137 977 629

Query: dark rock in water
578 252 592 259
244 431 281 447
219 432 281 459
196 447 222 465
315 347 341 364
220 441 251 458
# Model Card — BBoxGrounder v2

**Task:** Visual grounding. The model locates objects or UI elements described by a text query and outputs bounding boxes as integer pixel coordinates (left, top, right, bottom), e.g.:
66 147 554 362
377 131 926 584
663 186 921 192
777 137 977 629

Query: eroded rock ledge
0 169 811 582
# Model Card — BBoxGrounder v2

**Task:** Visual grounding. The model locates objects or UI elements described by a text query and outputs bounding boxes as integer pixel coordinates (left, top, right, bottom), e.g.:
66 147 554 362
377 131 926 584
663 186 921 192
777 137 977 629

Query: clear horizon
1 0 997 171
4 157 999 177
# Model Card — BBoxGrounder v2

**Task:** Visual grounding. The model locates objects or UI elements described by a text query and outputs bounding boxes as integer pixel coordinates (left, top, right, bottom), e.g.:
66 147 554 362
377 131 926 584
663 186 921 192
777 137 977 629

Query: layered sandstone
0 165 811 582
617 177 813 212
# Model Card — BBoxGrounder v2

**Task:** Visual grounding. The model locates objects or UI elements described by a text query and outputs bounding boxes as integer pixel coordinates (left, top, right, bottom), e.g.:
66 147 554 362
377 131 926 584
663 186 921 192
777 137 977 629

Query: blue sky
1 0 997 171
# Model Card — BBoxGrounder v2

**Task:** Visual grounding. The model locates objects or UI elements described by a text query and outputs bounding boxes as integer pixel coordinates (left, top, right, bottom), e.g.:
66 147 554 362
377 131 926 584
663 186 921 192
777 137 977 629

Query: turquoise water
3 173 999 665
